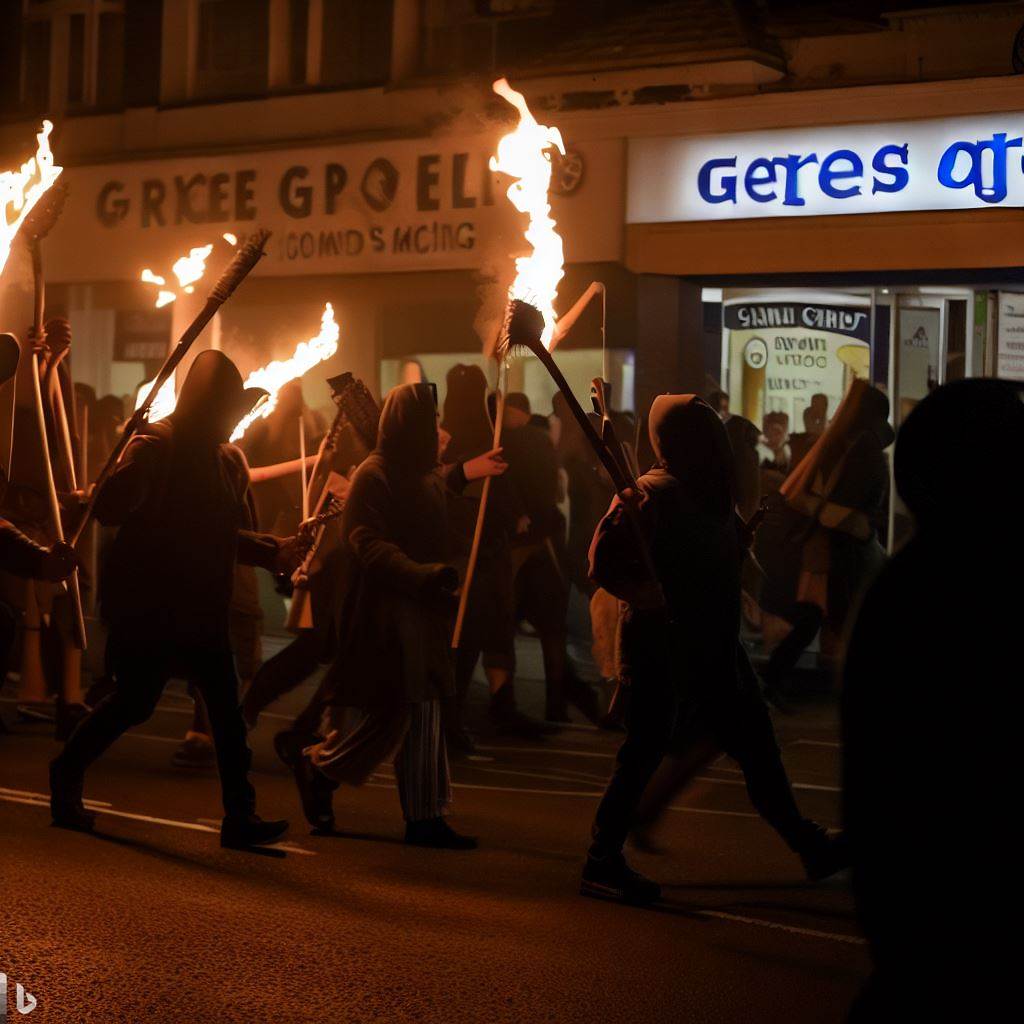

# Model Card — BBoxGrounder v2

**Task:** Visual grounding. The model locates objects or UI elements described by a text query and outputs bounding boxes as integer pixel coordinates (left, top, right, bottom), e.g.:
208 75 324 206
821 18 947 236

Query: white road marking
693 909 865 946
0 788 314 856
0 785 111 808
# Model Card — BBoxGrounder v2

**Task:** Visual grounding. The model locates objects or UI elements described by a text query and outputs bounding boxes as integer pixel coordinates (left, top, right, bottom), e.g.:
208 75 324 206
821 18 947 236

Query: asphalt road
0 650 868 1024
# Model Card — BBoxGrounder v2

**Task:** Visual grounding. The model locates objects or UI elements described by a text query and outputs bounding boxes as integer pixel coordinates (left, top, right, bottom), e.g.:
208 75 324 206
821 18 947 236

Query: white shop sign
628 113 1024 222
33 133 620 282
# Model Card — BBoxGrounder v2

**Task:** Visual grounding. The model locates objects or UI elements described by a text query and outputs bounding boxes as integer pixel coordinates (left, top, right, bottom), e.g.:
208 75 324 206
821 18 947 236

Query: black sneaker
49 760 96 833
220 815 289 849
293 756 336 834
798 826 850 882
580 853 662 905
404 818 478 850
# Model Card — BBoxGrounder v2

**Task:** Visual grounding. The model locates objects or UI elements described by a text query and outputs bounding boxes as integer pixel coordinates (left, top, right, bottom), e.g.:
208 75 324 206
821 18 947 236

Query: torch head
497 298 545 362
20 180 68 245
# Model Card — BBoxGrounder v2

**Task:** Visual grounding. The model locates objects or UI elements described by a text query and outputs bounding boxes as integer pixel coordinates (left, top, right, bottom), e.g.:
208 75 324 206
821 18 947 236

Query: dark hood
896 378 1024 533
378 382 438 474
170 350 266 443
648 394 736 519
442 363 492 460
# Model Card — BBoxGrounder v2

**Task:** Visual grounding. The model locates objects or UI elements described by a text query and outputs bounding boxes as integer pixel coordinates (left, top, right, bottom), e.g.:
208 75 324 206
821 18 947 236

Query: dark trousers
591 647 812 856
54 633 256 819
241 631 321 725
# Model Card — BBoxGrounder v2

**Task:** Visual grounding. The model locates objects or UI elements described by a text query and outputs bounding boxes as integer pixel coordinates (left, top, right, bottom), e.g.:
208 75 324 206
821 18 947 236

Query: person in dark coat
442 365 547 746
49 351 299 849
842 378 1022 1020
582 395 843 904
501 392 600 724
295 383 507 847
760 380 892 705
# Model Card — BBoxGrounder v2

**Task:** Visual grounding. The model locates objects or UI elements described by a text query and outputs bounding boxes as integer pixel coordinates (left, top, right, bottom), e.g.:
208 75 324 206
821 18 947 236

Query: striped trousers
306 700 451 822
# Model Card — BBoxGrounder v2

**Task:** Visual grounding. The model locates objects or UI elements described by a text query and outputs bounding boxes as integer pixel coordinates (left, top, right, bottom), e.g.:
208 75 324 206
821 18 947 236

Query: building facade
1 0 1023 461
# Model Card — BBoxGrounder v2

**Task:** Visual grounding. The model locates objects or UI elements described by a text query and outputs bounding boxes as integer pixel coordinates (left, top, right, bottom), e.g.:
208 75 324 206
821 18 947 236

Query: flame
489 79 565 348
140 239 223 309
134 374 178 423
172 244 213 289
222 232 237 245
230 302 340 442
0 120 63 276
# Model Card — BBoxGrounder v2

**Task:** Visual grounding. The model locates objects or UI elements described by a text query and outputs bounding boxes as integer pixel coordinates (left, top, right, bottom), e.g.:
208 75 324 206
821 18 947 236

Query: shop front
625 96 1024 547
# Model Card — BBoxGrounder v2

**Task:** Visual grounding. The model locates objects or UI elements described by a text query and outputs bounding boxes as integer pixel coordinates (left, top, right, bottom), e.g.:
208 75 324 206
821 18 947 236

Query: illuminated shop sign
627 114 1024 222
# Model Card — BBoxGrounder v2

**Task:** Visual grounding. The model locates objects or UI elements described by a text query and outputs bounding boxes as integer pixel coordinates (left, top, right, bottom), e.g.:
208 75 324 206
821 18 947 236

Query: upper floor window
320 0 393 89
195 0 270 99
18 0 126 116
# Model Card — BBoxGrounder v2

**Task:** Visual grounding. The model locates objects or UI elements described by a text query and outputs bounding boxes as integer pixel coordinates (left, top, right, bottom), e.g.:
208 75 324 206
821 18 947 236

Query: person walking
49 351 300 849
293 383 507 846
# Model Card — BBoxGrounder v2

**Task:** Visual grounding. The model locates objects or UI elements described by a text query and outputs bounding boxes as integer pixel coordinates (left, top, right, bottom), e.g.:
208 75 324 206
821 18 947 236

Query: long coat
322 384 467 710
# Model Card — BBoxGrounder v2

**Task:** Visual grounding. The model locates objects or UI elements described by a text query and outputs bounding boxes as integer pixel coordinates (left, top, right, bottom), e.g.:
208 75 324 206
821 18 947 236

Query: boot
220 814 289 849
580 850 661 905
49 759 96 833
404 817 477 850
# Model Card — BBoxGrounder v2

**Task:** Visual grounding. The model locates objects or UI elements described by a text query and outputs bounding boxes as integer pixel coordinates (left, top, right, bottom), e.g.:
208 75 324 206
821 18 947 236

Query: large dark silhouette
583 395 844 904
843 378 1022 1019
49 351 295 848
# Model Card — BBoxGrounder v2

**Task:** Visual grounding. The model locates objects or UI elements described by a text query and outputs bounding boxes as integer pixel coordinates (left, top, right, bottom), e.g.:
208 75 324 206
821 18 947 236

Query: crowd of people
2 314 1017 1016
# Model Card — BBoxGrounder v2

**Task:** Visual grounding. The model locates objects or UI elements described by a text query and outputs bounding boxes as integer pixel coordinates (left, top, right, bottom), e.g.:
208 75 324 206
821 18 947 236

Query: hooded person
440 365 548 748
49 350 300 849
759 379 893 705
293 382 507 847
582 395 844 904
842 379 1022 1020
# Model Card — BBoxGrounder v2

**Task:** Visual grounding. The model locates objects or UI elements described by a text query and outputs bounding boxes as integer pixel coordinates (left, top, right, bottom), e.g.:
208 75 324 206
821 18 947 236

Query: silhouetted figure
442 365 544 747
760 381 892 705
788 393 828 467
759 410 792 473
581 395 844 904
295 383 505 846
502 392 600 724
724 415 761 522
49 352 295 849
843 378 1021 1020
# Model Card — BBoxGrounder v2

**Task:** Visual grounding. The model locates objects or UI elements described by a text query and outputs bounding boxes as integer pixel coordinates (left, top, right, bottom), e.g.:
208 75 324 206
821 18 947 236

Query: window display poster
723 293 871 430
997 292 1024 382
897 307 940 420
